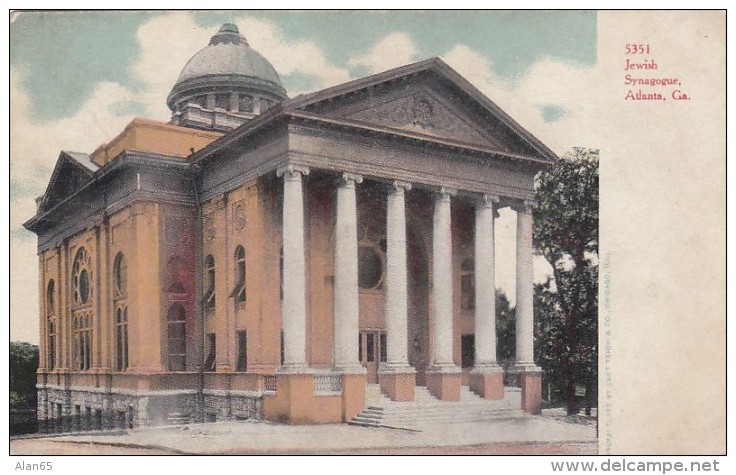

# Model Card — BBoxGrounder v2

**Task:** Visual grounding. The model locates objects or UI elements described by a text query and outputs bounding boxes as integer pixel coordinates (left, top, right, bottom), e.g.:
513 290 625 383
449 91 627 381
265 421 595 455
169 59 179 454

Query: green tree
534 147 599 415
10 341 39 409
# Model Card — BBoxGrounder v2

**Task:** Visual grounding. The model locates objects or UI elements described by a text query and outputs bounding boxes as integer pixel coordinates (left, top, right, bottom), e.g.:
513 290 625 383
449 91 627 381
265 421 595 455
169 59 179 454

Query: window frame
203 254 216 311
232 245 246 303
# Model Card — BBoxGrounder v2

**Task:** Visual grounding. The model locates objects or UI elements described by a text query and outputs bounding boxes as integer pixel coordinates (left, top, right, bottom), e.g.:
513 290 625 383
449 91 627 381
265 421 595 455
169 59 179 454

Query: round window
358 246 383 290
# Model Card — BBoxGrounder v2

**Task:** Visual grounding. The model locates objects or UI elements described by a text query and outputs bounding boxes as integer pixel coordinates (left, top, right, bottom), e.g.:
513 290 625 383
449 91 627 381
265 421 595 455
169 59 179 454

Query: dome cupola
167 23 288 131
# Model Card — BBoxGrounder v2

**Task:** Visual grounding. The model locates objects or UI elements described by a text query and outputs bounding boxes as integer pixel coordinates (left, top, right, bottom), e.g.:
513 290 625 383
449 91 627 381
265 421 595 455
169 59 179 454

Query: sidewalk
10 410 597 455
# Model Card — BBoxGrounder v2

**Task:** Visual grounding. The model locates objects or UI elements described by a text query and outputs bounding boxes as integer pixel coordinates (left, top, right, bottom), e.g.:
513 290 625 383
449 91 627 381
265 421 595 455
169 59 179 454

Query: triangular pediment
329 87 508 148
39 151 98 213
289 58 557 161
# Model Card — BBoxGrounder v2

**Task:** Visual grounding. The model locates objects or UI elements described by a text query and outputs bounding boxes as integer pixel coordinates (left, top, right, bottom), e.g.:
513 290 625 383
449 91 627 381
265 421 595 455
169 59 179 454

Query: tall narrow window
113 253 129 372
46 280 55 370
358 334 363 363
236 330 247 372
167 304 186 371
47 317 55 370
115 306 129 371
380 332 387 363
279 246 284 301
71 247 93 370
280 330 285 366
204 333 216 371
46 280 55 313
460 258 475 310
366 332 375 363
113 253 127 297
233 246 246 303
73 314 93 371
204 255 215 310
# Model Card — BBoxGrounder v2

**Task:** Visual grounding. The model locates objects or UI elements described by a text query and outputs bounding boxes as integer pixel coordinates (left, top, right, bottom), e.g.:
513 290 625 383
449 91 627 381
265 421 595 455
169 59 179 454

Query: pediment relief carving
339 91 504 149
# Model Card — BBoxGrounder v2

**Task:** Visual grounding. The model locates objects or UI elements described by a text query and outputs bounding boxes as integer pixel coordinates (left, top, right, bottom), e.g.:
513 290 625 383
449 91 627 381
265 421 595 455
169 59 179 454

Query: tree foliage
534 148 599 414
10 341 39 409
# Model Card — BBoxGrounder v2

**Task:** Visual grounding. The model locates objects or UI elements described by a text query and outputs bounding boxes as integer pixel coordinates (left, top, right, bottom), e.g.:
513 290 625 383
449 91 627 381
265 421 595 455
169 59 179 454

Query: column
469 194 505 399
426 187 461 401
333 173 364 373
378 181 415 401
514 200 542 414
515 201 536 367
277 165 310 372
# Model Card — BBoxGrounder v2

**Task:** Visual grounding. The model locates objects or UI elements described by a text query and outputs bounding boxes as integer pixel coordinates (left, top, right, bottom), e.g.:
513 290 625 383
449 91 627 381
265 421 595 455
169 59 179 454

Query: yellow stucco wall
90 118 223 166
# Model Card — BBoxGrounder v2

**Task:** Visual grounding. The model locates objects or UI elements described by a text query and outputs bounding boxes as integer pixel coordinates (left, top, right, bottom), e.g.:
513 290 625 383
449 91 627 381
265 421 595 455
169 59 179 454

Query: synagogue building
24 24 556 429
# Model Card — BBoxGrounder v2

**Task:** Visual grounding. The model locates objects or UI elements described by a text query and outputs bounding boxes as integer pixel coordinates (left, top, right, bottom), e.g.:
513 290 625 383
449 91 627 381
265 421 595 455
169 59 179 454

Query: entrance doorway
359 330 386 383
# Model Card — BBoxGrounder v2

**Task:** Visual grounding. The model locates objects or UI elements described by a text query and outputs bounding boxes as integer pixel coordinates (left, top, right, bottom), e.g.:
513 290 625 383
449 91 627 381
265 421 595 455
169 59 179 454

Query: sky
9 10 601 344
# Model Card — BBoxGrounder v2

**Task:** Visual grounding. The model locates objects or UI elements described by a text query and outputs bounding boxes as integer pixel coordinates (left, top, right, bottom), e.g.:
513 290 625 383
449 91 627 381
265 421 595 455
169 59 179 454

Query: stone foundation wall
37 386 262 432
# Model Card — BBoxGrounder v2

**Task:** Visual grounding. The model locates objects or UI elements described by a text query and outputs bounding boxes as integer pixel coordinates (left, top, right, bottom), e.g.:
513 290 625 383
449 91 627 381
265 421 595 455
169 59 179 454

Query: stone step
378 411 524 423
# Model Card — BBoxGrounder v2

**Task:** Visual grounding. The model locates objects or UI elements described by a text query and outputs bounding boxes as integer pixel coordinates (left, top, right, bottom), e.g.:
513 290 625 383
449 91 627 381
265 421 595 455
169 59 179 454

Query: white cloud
236 17 351 94
348 32 418 74
443 44 606 155
9 13 354 344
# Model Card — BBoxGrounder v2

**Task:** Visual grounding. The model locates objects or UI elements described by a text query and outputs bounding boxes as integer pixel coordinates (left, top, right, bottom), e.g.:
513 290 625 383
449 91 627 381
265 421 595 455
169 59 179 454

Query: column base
276 363 311 374
517 366 543 415
332 363 367 375
425 365 462 401
378 365 416 402
469 365 505 400
262 372 343 424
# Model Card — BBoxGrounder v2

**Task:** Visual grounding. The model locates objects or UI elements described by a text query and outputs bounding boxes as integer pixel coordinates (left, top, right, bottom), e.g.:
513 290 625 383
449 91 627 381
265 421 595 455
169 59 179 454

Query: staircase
350 384 526 431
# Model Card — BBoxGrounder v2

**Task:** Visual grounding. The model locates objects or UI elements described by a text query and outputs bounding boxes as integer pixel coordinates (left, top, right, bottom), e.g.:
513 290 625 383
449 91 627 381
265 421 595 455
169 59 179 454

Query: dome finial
210 23 248 46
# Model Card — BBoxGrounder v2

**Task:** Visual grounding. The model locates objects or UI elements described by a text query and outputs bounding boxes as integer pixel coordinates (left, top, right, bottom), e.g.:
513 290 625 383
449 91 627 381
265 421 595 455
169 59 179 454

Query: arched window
72 247 93 306
113 253 127 297
116 306 129 371
167 304 186 371
460 257 475 310
46 280 55 313
233 246 246 303
204 255 215 310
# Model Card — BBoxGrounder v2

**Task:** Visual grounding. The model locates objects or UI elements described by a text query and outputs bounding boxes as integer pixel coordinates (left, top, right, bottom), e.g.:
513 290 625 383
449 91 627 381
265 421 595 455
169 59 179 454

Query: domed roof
167 24 287 111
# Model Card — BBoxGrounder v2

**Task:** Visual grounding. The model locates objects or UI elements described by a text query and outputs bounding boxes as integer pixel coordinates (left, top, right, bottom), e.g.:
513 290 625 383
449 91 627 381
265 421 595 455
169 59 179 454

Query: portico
268 157 542 420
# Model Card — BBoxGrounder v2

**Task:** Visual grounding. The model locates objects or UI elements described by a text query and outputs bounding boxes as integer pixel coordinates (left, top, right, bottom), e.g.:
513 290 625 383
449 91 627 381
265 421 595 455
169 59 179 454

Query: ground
10 408 597 455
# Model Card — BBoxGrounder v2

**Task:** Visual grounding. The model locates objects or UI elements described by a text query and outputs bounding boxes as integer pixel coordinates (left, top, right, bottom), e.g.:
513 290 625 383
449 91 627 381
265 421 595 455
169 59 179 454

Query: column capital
434 186 457 202
477 193 500 207
276 165 310 180
511 199 535 213
389 180 412 193
338 172 363 187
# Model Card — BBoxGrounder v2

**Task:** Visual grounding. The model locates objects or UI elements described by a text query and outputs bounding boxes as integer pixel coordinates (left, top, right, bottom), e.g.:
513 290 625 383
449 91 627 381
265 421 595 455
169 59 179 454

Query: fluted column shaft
515 202 535 366
278 165 309 371
385 181 412 368
334 173 364 373
474 195 501 368
431 188 457 368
